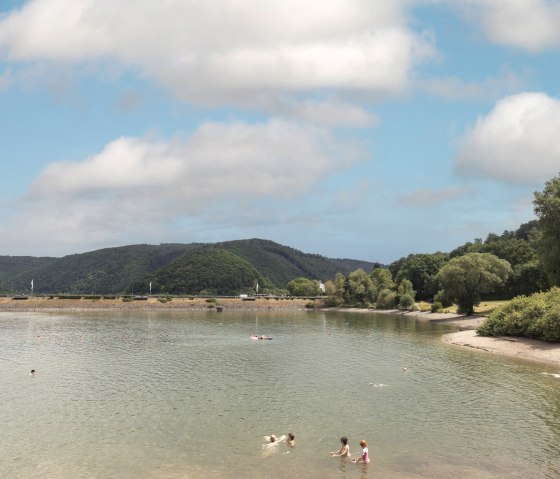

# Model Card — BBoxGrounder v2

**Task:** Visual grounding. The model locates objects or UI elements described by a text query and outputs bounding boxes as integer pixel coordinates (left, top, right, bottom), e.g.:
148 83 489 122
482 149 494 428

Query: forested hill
0 239 377 295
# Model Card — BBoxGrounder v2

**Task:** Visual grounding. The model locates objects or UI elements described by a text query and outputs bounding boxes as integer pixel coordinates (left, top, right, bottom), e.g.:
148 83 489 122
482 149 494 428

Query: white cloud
459 0 560 51
274 98 378 127
0 0 435 106
1 120 363 254
397 186 470 207
455 92 560 184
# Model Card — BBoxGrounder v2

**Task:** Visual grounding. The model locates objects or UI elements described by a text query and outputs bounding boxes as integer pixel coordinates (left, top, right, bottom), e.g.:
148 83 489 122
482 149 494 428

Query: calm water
1 310 560 479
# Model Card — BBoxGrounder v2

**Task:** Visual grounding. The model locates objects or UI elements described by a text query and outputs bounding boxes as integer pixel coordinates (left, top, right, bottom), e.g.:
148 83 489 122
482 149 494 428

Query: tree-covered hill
0 256 57 287
0 239 377 295
1 243 204 294
130 247 267 296
216 238 378 288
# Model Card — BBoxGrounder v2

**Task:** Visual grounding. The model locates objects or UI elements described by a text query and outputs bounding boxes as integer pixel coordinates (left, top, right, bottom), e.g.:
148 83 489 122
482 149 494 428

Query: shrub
431 301 443 313
478 288 560 341
398 293 415 310
434 290 453 308
376 289 397 309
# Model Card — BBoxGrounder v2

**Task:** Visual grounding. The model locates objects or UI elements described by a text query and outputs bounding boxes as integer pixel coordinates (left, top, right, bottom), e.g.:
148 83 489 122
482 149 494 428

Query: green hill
2 243 204 295
0 239 377 295
130 247 267 296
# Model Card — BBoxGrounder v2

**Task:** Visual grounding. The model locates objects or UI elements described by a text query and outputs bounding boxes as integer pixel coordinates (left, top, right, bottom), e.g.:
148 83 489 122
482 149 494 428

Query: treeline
321 172 560 341
0 239 377 296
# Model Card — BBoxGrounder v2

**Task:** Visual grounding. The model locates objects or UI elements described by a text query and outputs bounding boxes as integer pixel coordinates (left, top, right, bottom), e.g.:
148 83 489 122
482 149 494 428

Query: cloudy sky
1 0 559 263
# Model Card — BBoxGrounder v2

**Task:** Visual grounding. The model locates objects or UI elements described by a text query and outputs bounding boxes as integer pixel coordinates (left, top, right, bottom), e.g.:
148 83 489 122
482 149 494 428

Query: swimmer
287 432 295 448
29 369 36 376
264 434 286 445
352 439 370 463
330 436 350 457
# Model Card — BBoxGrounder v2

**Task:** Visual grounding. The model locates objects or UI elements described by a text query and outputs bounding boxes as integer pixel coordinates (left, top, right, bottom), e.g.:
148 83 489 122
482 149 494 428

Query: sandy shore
442 329 560 366
0 296 311 312
331 308 560 366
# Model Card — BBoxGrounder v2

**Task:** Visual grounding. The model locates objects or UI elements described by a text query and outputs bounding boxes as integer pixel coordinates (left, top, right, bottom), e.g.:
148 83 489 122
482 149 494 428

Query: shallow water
1 310 560 478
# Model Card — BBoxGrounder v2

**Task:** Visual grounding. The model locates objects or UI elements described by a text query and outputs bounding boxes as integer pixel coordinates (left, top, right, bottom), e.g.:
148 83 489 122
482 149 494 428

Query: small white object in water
542 372 560 379
369 383 388 387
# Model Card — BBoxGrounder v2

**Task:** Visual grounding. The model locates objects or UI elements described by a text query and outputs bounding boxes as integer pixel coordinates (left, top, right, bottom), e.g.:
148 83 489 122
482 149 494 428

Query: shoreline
3 297 560 367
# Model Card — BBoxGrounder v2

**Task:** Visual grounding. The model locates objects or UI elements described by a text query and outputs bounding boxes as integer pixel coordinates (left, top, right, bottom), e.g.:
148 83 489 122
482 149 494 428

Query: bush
478 288 560 341
398 293 415 310
431 301 443 313
434 290 453 308
376 289 397 309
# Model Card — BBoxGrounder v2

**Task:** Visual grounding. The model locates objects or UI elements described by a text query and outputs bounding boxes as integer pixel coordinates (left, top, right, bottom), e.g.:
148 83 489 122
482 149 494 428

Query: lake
1 309 559 478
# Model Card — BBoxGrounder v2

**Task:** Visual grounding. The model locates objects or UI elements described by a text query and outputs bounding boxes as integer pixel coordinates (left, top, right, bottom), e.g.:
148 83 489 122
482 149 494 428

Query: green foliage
137 248 265 296
431 301 443 313
389 253 448 300
478 288 560 341
0 244 201 294
287 277 321 296
433 289 452 308
398 293 415 310
345 269 376 306
436 253 512 315
448 221 547 298
215 239 376 291
0 239 377 295
533 174 560 286
370 268 395 292
376 288 397 309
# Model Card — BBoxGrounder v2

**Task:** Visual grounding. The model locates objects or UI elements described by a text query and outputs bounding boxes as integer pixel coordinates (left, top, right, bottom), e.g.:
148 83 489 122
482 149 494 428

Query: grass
416 300 510 315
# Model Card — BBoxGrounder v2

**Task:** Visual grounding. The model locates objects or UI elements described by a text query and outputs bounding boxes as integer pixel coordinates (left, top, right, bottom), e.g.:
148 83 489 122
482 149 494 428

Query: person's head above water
359 439 368 448
341 436 348 445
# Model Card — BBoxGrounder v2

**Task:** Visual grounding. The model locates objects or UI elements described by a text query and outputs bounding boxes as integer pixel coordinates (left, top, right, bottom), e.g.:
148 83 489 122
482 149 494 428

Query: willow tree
435 253 511 315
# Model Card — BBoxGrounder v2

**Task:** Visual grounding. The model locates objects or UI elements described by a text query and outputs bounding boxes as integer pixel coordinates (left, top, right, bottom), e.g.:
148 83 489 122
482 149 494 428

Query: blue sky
1 0 559 264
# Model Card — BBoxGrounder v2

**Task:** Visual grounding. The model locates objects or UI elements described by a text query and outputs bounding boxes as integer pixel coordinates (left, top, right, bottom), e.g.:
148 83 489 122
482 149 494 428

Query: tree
435 253 512 315
344 269 376 306
534 174 560 285
391 253 448 300
397 278 416 310
287 277 321 296
370 268 395 293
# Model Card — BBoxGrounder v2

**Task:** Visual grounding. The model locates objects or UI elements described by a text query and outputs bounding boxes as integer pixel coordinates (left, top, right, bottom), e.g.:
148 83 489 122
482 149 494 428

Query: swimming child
287 432 295 448
352 439 370 463
29 369 36 376
330 436 350 457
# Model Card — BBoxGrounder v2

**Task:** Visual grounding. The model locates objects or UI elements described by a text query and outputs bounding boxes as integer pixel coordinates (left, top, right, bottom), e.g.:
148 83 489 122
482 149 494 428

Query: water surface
1 310 559 478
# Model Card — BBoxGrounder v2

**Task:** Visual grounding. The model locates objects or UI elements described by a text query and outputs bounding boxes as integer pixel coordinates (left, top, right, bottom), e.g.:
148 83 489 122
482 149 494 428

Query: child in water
352 439 370 463
330 436 350 457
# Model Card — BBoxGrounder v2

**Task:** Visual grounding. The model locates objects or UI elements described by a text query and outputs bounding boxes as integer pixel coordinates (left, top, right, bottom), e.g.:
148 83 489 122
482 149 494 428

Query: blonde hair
359 440 368 448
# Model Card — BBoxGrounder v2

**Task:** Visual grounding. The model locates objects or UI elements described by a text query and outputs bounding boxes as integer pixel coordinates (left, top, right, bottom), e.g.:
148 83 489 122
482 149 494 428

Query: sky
0 0 559 264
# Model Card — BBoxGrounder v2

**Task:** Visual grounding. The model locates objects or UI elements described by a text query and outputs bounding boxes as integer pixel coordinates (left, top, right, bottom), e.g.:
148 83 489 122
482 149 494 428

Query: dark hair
340 436 348 445
30 369 35 373
288 433 295 440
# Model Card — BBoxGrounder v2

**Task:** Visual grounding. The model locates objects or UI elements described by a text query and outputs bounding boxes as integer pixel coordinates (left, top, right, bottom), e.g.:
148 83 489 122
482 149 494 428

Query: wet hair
270 436 276 442
340 436 348 445
360 439 368 448
288 433 295 441
30 369 35 373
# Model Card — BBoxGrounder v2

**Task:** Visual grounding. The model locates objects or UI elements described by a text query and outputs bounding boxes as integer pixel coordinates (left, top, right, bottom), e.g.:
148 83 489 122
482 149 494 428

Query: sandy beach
2 297 560 366
0 296 312 312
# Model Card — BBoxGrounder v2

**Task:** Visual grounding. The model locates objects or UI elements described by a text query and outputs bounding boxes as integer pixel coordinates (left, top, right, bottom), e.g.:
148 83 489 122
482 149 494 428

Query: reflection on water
1 310 560 478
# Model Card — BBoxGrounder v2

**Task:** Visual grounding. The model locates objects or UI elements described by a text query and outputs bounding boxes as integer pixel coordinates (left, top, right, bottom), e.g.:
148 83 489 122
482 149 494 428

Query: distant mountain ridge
0 239 378 295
